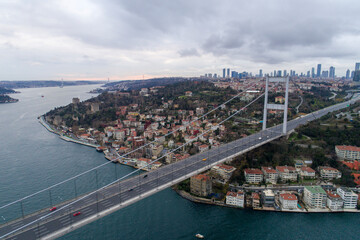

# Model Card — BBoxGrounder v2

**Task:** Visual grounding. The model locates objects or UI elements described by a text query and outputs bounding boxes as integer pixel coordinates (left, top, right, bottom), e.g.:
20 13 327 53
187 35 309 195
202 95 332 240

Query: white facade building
337 187 358 209
326 191 344 211
303 186 327 209
244 169 264 184
335 145 360 161
226 191 245 208
279 193 298 210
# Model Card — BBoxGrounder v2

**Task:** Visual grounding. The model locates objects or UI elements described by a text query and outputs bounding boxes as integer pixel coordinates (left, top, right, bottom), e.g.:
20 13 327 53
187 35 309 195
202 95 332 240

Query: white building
319 167 342 180
303 186 327 209
279 193 298 210
276 166 298 182
326 191 344 211
226 191 245 208
300 166 316 179
211 164 236 181
335 145 360 161
244 168 264 184
337 187 358 209
261 167 278 184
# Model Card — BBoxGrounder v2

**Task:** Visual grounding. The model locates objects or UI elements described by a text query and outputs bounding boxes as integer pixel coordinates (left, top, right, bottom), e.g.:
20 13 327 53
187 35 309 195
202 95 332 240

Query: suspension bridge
0 77 358 239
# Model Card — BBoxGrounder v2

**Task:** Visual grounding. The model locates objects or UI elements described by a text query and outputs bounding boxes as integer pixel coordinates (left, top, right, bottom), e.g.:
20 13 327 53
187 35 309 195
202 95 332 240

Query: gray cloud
178 48 200 57
0 0 359 79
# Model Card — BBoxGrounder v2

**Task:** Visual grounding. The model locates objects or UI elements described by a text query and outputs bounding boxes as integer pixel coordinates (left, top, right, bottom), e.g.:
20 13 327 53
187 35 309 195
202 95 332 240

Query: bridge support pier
262 76 290 134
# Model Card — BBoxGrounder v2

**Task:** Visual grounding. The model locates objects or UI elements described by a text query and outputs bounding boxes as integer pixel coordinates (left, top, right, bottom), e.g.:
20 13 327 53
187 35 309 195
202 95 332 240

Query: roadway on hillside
1 97 358 240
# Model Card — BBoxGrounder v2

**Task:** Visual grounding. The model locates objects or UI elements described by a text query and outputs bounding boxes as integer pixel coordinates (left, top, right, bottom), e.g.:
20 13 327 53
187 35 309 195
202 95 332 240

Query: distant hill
0 80 105 89
0 87 17 94
104 77 193 91
0 95 18 103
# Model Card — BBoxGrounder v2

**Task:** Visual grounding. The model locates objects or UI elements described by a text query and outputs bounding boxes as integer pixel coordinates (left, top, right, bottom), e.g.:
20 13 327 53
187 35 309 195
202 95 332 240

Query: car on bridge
73 212 81 217
202 158 207 161
49 207 57 211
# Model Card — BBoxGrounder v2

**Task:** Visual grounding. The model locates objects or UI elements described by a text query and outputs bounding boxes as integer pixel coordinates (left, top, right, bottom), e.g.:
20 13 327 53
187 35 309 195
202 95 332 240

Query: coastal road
1 97 358 240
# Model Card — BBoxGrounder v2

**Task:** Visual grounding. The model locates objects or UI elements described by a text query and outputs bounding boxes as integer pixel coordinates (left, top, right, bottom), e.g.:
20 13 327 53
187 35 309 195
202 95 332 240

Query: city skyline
0 1 360 80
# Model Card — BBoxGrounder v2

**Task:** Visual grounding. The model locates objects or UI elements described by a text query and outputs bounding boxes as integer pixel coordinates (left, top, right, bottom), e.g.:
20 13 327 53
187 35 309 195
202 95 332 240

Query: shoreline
38 116 99 148
174 189 360 214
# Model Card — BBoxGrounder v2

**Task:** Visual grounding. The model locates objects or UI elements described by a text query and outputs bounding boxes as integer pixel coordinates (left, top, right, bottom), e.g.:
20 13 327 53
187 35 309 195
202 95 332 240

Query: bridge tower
262 76 290 134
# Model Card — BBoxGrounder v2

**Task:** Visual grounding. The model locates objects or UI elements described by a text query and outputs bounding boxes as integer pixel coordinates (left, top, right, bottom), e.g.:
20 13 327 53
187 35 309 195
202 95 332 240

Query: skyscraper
307 71 310 77
284 70 287 76
346 69 350 79
274 70 276 77
259 69 263 77
227 68 230 78
329 66 335 79
222 68 226 78
351 71 355 78
354 70 360 82
355 62 360 71
317 64 321 78
311 67 315 78
277 70 282 77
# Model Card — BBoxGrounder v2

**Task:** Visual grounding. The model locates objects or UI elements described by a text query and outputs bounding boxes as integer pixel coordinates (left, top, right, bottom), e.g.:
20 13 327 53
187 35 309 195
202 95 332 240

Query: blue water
1 85 360 239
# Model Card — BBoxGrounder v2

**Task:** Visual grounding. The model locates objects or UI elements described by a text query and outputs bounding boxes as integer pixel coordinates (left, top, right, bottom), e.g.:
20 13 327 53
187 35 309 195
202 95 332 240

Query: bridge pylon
262 76 290 134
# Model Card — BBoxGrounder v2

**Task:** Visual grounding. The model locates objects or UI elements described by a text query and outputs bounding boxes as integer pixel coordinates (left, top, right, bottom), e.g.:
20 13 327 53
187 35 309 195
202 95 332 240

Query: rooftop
244 168 263 175
280 193 298 201
305 186 326 195
336 145 360 152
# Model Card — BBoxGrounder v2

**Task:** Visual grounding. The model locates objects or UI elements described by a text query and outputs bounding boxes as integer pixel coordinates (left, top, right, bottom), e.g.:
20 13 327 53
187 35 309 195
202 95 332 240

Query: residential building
337 187 358 209
261 166 278 184
226 191 245 207
300 167 316 179
211 164 236 181
244 168 264 184
276 166 298 182
303 186 327 209
279 193 298 210
251 192 261 208
275 96 285 104
326 191 344 211
261 189 275 207
190 174 212 197
318 167 342 180
335 145 360 161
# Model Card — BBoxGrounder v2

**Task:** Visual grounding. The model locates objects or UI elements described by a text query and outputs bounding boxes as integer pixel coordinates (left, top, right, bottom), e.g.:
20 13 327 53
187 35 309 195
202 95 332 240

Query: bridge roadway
0 98 358 240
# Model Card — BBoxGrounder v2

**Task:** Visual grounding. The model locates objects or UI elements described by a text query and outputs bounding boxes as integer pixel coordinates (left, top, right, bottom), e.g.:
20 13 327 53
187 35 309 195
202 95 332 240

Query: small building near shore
279 193 298 210
226 191 244 208
190 174 212 197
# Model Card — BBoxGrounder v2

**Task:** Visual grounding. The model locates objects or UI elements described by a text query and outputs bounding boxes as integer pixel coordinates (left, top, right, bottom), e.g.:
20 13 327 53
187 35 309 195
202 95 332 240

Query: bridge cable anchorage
1 83 282 239
0 82 259 212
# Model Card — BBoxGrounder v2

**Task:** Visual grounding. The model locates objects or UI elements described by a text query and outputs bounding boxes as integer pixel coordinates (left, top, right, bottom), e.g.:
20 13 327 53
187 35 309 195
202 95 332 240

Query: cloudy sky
0 0 359 80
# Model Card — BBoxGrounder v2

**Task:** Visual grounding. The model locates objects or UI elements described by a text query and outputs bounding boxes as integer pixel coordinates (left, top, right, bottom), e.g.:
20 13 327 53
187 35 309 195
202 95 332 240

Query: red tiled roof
217 164 236 171
280 193 297 201
244 168 263 175
276 166 296 172
226 191 237 197
320 167 339 171
252 192 260 199
336 145 360 152
326 191 341 198
352 173 360 185
301 166 316 173
262 167 277 173
192 174 210 181
342 161 360 171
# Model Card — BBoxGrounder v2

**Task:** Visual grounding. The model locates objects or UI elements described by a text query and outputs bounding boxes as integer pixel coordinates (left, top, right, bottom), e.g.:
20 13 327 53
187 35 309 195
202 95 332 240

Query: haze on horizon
0 0 359 81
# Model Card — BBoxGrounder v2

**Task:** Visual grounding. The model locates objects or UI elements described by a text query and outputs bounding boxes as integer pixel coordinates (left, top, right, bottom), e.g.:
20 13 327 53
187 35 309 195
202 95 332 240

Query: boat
195 233 204 239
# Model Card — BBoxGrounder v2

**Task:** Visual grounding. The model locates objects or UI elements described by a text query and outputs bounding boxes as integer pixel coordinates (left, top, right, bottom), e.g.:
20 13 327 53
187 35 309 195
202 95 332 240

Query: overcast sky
0 0 359 80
